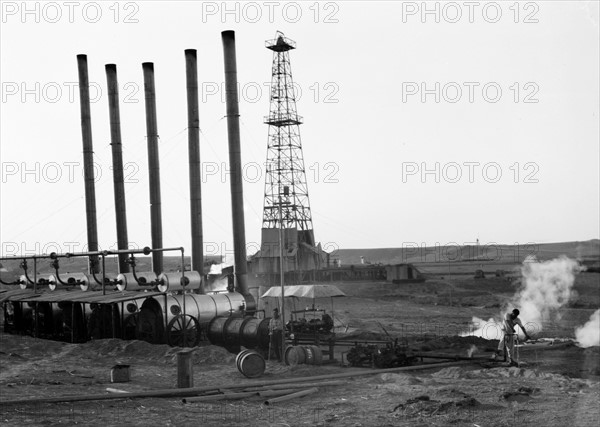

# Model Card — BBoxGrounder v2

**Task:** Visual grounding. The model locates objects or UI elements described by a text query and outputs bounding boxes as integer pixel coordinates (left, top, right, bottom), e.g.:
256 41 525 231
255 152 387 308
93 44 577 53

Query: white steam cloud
575 309 600 348
464 256 583 339
514 256 582 331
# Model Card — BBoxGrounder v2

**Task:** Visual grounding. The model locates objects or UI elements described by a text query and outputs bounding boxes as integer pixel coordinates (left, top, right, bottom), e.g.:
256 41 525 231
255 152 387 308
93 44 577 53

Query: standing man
269 308 283 362
495 308 531 366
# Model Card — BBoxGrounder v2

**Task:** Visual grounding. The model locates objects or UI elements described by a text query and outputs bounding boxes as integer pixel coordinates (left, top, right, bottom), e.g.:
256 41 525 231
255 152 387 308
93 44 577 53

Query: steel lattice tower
262 32 315 245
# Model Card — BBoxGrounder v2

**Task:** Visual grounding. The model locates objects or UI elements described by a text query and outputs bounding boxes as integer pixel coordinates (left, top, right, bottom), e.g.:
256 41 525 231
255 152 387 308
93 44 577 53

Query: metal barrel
235 348 252 370
284 345 323 366
303 346 315 365
236 350 265 378
284 345 306 366
310 345 323 365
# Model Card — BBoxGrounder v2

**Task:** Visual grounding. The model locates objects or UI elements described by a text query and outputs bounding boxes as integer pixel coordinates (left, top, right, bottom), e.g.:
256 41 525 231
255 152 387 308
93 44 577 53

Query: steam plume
465 256 582 339
575 309 600 348
513 255 582 333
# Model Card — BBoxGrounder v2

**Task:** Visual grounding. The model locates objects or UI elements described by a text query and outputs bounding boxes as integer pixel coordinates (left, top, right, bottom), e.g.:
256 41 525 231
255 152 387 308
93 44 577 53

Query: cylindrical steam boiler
136 292 248 346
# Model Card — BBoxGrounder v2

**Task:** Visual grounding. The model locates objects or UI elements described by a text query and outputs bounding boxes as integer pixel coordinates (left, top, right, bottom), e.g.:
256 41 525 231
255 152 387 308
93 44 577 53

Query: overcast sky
1 1 599 261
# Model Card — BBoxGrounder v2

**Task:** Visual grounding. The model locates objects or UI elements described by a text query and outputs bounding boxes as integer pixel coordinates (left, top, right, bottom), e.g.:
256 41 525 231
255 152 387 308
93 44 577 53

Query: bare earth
1 275 599 426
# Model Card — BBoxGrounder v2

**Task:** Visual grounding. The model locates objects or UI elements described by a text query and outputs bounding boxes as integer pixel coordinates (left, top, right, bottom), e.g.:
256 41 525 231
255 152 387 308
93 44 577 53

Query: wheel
167 314 200 347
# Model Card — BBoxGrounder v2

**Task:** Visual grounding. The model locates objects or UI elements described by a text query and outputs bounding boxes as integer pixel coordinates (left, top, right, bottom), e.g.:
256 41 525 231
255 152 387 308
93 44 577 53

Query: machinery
0 31 269 353
346 339 417 369
1 248 256 348
286 308 334 335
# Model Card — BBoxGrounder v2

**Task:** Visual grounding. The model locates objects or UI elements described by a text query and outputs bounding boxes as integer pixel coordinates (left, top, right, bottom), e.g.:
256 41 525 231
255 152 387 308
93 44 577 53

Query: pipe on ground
0 360 474 405
183 391 256 403
263 387 318 405
244 380 346 391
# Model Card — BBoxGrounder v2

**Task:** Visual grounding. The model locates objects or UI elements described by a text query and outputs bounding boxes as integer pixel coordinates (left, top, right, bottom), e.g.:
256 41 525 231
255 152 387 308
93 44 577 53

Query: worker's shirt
501 313 523 334
269 317 282 334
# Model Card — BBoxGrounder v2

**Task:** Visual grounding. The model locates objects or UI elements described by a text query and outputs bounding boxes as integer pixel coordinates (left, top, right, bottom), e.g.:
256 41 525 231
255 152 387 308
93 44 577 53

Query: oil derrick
250 32 326 284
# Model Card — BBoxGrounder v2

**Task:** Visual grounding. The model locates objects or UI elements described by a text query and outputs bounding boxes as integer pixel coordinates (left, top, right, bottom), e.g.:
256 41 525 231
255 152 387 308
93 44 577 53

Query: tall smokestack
221 30 249 296
105 64 130 274
76 54 100 274
185 49 204 291
142 62 163 274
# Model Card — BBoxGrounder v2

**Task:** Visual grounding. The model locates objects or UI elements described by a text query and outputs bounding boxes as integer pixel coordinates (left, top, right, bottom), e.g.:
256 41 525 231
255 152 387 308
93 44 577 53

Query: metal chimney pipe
142 62 164 275
105 64 130 274
221 31 249 296
76 54 100 274
184 49 205 293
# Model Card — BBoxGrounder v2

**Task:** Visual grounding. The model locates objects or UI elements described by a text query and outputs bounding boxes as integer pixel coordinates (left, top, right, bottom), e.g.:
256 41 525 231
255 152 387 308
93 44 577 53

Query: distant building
385 264 423 282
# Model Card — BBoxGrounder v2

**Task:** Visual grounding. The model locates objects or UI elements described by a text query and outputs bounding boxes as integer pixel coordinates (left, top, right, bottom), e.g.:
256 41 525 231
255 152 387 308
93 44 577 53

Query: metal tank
136 292 248 347
116 272 158 291
157 271 202 293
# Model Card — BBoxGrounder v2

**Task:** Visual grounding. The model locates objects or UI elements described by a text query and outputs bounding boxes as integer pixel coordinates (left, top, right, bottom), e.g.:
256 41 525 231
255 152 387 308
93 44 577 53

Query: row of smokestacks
75 31 249 296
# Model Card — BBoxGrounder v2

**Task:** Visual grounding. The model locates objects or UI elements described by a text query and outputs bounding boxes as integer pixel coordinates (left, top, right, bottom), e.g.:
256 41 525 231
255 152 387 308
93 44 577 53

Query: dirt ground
1 274 599 426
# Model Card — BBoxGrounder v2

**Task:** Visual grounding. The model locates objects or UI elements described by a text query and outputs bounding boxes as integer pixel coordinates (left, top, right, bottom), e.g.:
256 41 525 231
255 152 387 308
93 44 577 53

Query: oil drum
284 345 323 366
284 345 306 366
303 345 315 365
309 345 323 365
236 349 265 378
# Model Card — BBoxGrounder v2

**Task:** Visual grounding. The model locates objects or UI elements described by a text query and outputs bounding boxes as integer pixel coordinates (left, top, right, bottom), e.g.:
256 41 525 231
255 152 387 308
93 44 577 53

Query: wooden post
177 348 195 388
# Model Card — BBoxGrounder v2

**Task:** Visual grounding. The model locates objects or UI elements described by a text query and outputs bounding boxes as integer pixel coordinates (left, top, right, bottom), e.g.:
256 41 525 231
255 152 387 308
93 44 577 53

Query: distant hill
329 240 600 266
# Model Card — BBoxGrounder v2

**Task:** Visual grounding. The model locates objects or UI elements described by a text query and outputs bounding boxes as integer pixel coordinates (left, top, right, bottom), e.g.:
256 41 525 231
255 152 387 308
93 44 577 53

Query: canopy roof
261 284 346 299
